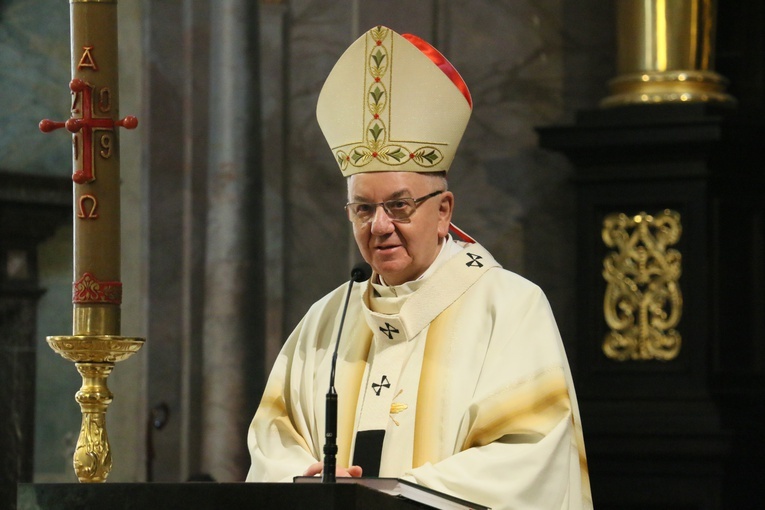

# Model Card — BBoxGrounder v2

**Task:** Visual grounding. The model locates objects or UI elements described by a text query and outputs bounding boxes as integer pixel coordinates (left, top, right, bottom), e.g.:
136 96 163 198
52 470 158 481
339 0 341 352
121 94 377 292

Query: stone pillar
201 0 264 481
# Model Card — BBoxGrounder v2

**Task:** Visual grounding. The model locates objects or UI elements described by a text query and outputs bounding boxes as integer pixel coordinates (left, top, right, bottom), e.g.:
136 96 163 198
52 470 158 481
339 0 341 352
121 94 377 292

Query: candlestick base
601 70 737 108
47 335 144 483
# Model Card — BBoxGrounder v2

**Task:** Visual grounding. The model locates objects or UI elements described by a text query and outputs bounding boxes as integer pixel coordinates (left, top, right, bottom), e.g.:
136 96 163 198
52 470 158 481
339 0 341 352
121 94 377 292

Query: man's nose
370 205 394 235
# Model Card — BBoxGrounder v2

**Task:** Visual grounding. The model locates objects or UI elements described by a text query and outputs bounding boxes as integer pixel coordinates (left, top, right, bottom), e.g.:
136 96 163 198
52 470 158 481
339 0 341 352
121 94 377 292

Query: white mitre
316 25 473 176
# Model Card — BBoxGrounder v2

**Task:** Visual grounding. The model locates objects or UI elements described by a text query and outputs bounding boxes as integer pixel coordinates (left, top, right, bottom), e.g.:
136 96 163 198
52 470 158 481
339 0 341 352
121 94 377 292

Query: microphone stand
322 263 370 483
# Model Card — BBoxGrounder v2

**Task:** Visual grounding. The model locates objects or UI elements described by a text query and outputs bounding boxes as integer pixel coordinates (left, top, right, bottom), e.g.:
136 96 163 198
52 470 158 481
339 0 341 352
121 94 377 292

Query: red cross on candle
39 78 137 184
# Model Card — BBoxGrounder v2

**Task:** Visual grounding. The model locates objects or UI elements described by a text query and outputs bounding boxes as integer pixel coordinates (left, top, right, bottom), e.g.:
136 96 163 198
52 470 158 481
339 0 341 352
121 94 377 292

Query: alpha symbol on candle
78 46 99 71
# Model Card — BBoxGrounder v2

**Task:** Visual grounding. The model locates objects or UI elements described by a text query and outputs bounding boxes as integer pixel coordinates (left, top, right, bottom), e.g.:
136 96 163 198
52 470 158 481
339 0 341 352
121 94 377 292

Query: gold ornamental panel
601 210 683 361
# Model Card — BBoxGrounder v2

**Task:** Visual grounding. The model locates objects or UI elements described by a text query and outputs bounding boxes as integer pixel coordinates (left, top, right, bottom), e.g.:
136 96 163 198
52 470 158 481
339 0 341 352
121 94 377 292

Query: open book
293 476 491 510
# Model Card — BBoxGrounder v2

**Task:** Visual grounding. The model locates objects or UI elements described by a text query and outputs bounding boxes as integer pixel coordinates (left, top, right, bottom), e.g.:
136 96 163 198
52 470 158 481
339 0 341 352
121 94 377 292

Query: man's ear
437 191 454 238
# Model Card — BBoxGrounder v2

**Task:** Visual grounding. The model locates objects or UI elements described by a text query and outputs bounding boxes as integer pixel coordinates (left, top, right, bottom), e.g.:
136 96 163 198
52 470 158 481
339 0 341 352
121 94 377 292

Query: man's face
347 172 453 285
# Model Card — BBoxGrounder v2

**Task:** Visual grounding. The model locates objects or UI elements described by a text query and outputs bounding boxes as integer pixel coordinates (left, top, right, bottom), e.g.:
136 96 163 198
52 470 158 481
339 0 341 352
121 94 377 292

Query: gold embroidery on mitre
336 26 444 172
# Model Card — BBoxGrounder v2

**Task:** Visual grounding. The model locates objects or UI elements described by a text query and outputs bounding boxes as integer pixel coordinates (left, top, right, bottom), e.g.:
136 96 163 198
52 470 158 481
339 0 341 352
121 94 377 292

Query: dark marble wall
0 296 38 509
0 173 70 509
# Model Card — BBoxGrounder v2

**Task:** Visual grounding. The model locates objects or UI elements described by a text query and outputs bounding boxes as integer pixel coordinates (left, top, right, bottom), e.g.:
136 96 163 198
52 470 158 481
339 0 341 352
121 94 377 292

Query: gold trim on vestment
337 325 374 467
413 307 455 467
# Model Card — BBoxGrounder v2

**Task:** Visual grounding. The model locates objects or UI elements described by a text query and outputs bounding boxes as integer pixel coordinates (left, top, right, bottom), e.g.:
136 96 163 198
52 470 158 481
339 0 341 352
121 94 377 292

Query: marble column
201 0 264 481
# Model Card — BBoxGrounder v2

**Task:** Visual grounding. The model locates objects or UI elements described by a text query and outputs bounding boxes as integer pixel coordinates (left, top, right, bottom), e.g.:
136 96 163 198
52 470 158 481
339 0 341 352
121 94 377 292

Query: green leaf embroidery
371 49 386 68
388 148 405 161
369 123 383 141
370 86 384 104
423 150 438 163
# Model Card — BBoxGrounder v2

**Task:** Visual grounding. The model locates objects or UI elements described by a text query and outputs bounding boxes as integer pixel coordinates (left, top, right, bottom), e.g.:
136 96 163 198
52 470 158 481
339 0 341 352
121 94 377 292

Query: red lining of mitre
402 33 473 109
449 223 476 244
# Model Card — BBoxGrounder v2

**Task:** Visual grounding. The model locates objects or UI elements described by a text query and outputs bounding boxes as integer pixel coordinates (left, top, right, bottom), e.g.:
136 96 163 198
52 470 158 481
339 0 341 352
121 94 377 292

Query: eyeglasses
345 190 444 225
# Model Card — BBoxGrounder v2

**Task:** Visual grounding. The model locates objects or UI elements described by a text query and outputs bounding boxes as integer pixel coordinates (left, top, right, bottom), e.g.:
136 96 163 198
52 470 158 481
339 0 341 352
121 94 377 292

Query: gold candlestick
46 337 144 481
40 0 143 483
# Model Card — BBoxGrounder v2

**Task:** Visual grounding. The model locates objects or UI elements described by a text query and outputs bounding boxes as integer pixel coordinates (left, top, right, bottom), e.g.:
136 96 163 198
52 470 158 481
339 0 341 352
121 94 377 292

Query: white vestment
247 240 592 510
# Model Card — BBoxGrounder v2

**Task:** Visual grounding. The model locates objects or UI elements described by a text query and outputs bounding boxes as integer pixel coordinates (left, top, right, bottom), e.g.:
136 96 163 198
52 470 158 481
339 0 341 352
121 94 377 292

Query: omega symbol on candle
77 194 99 220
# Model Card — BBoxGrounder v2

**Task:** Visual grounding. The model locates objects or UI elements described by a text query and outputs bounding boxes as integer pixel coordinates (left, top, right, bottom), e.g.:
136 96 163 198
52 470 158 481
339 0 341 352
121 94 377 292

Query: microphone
322 262 371 483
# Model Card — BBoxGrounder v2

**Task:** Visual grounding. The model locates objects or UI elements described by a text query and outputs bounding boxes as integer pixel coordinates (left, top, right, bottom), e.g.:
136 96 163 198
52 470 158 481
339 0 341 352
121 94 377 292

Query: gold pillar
601 0 735 107
40 0 143 483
